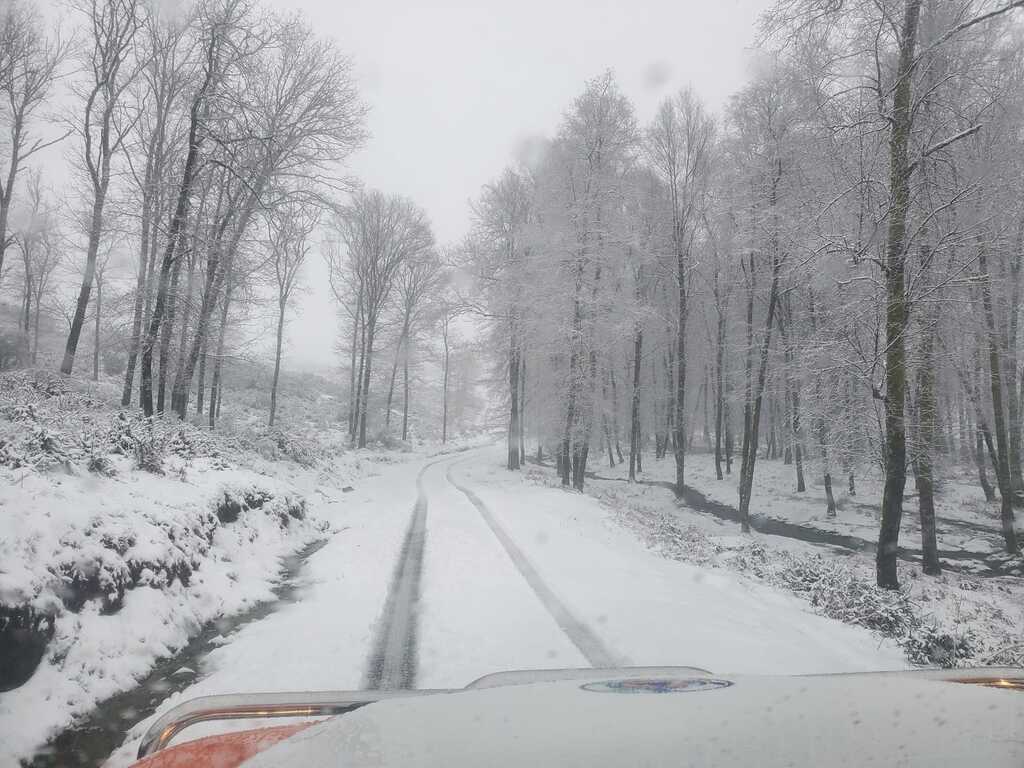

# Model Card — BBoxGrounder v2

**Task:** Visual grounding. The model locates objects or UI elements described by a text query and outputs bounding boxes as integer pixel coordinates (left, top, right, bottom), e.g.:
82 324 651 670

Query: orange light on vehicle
132 722 315 768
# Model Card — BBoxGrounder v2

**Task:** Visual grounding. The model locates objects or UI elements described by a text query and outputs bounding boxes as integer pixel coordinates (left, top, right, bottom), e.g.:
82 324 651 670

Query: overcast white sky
275 0 774 370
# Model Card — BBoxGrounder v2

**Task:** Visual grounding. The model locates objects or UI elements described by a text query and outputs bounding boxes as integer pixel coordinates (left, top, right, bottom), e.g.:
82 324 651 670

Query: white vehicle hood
243 670 1024 767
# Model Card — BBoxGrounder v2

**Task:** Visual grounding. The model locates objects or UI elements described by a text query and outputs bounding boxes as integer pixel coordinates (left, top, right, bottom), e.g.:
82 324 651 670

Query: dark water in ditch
24 539 328 768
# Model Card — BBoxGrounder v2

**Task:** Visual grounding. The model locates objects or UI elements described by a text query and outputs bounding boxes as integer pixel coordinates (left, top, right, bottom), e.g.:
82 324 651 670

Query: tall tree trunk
170 249 197 415
31 288 42 364
22 272 32 333
673 276 687 494
508 338 521 470
1004 218 1024 500
61 187 108 375
402 337 411 441
441 328 450 445
519 355 527 460
208 284 232 428
877 0 922 590
979 245 1020 554
714 325 725 478
741 254 756 491
93 276 102 381
818 416 837 517
724 399 733 475
141 28 217 417
385 327 407 429
792 382 806 492
609 366 623 463
914 316 942 575
122 159 155 406
572 345 598 491
702 362 711 450
351 305 368 444
156 247 184 413
347 293 362 437
976 427 996 501
778 306 805 491
196 331 208 416
268 302 285 426
0 139 19 290
737 179 782 536
741 268 778 532
358 322 376 448
561 294 583 487
629 323 643 482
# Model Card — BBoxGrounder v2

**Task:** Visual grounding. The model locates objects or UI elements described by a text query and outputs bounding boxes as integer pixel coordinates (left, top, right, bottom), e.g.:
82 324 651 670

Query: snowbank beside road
0 457 327 766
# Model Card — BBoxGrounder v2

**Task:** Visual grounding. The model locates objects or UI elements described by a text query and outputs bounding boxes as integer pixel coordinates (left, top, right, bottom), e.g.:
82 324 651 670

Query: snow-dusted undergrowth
525 465 1024 670
0 370 441 764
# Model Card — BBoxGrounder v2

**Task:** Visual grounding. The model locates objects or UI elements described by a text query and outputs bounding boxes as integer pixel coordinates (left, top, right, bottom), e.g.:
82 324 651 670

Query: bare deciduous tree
0 0 66 293
60 0 146 375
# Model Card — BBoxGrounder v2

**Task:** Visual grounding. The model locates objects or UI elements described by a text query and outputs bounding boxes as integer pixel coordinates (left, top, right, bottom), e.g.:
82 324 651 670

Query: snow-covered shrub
243 425 321 467
0 437 30 468
903 623 978 667
0 369 102 410
86 453 116 477
105 414 169 473
25 423 72 471
213 484 308 527
131 419 165 474
215 487 273 523
165 424 227 461
107 411 136 455
773 554 917 637
370 428 412 452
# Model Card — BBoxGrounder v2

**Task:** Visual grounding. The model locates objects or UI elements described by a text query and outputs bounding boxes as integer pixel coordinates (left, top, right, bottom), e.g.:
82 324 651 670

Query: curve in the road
445 461 624 668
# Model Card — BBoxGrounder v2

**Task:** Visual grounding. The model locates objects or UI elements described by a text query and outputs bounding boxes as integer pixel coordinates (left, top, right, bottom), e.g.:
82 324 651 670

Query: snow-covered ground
0 369 492 766
4 394 1018 768
0 438 453 766
556 450 1024 669
0 456 323 765
668 451 1012 564
448 451 906 674
103 446 907 766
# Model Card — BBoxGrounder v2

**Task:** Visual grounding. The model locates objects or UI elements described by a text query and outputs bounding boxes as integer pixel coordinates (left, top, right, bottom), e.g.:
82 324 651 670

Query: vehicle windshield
2 1 1023 766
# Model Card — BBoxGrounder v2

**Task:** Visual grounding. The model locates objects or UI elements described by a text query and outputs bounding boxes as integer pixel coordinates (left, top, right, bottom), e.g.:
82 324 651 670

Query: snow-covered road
104 445 905 765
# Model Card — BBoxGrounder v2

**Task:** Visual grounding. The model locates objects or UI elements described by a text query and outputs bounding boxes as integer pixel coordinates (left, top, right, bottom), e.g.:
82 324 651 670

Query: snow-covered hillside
0 370 485 766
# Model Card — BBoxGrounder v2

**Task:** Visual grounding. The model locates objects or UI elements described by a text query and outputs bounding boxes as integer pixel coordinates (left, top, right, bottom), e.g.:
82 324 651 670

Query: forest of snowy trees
465 0 1024 589
0 0 485 449
2 0 1024 593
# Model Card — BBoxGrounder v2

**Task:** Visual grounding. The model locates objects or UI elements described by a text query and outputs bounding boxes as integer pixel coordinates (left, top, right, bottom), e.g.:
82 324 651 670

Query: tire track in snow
445 461 623 668
363 460 435 690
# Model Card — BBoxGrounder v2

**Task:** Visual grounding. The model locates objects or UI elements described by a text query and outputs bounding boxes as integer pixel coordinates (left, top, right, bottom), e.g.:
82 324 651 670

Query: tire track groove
446 462 623 668
363 461 433 690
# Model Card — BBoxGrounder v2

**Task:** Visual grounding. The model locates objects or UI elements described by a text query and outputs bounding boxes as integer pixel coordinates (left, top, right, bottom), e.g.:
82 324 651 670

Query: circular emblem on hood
580 678 733 694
